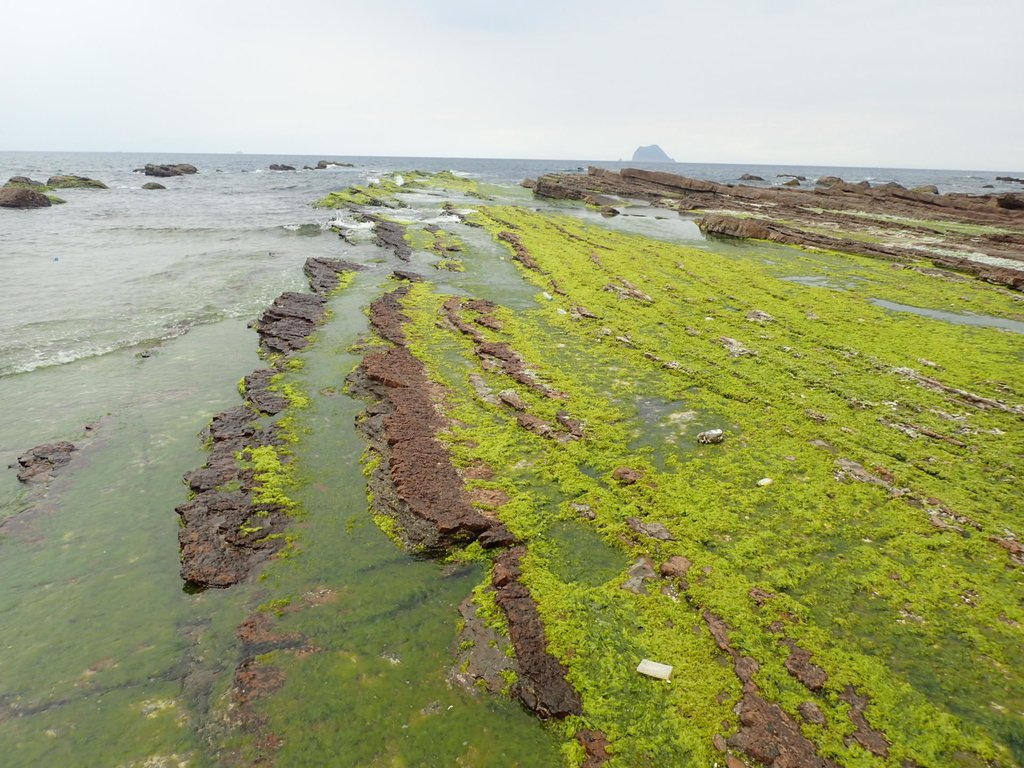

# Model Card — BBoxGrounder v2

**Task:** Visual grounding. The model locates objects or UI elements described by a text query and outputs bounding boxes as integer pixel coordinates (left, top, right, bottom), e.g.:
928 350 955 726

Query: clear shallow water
2 152 1020 766
870 298 1024 334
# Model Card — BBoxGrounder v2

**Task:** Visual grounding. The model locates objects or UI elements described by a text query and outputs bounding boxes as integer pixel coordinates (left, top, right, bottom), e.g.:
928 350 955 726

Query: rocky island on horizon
631 144 675 163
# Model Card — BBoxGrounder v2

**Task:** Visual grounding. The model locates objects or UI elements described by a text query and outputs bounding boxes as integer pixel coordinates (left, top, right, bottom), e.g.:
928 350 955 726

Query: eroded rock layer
347 287 514 553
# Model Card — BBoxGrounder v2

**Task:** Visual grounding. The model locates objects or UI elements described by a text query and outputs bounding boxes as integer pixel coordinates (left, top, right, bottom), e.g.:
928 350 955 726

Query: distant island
631 144 674 163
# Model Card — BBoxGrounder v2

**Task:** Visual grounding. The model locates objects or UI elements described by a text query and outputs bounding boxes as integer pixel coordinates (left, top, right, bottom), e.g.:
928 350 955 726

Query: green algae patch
423 204 1024 766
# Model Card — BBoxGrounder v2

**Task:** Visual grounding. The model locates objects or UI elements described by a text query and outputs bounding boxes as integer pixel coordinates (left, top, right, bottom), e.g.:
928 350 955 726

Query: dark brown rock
303 256 364 295
243 368 289 415
0 187 51 208
348 290 515 553
840 686 890 757
141 182 166 190
612 466 643 485
12 441 75 481
576 729 611 767
138 163 198 177
782 640 828 691
705 611 839 768
255 291 327 355
492 547 582 718
660 555 692 578
798 701 827 726
269 164 295 171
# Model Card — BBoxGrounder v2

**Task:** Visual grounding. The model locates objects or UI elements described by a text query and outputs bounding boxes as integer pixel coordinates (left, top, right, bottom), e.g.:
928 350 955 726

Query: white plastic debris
636 659 673 680
757 477 774 487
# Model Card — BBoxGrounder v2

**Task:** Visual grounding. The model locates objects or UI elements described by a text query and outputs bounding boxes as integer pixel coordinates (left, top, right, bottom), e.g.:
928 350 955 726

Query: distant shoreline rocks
135 163 198 177
304 160 355 170
269 163 296 171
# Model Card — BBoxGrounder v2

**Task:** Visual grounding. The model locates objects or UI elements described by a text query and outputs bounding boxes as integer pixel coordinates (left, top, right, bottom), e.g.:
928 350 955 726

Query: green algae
382 204 1024 766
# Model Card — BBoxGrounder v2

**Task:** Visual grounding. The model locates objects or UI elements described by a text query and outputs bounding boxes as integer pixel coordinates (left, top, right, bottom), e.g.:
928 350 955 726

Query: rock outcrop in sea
631 144 674 162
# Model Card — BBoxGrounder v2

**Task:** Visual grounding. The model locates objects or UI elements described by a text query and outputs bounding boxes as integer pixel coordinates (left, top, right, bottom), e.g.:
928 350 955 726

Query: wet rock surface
348 288 514 553
492 546 582 719
255 292 327 355
177 257 357 588
704 611 842 768
175 407 288 589
12 441 75 481
302 255 365 294
449 597 515 694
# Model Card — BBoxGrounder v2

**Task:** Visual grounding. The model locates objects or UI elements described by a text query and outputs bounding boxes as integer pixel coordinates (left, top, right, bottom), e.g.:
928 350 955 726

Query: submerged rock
269 164 295 171
141 182 166 190
11 441 75 481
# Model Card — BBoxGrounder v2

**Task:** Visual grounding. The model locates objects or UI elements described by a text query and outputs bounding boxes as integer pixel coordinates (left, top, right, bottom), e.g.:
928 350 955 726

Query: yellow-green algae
381 204 1024 767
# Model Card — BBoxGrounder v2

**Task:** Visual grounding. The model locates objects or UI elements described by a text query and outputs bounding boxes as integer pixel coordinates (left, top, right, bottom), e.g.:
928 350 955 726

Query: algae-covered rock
5 176 46 190
47 175 108 189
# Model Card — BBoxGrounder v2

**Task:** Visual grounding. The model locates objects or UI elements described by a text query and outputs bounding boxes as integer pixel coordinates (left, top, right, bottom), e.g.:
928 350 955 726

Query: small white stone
756 477 773 487
637 659 673 680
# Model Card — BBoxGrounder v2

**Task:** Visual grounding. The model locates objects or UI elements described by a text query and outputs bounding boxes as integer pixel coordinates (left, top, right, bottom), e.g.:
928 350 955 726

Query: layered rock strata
347 288 514 552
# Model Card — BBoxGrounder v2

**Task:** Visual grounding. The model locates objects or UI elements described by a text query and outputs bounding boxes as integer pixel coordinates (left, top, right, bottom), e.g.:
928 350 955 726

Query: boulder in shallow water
911 185 939 195
269 164 295 171
0 187 52 208
138 163 198 177
142 182 166 190
740 173 765 182
11 441 75 481
816 175 844 187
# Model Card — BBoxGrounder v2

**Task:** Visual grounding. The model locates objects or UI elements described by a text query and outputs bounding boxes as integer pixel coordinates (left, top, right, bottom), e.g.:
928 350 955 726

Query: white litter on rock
637 659 673 680
757 477 774 487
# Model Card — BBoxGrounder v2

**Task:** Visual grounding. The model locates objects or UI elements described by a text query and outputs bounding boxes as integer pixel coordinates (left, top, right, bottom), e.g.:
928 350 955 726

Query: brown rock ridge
176 257 362 588
492 546 583 719
347 287 515 553
703 611 841 768
529 167 1024 290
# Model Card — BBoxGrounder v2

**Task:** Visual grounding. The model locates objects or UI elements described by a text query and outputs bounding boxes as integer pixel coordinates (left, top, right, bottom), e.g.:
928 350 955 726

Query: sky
3 0 1022 170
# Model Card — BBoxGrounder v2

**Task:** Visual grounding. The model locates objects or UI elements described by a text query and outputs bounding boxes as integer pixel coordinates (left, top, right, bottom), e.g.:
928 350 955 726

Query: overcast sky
3 0 1021 170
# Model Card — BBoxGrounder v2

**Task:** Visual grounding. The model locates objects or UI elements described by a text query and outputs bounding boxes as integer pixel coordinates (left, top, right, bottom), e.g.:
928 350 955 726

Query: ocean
0 151 1020 767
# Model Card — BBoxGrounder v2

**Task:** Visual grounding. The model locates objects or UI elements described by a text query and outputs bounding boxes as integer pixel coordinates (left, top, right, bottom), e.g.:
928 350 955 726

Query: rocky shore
528 167 1024 289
